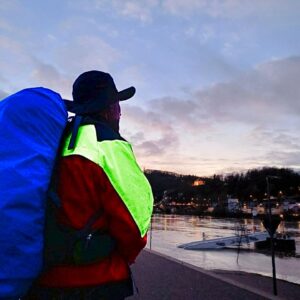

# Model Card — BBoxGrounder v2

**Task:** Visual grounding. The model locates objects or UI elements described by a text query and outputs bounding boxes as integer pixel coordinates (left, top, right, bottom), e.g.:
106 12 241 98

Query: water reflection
148 214 300 284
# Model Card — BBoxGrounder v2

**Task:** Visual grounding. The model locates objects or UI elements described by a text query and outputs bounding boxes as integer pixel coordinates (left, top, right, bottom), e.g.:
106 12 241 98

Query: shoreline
147 248 300 287
153 210 300 221
129 249 300 300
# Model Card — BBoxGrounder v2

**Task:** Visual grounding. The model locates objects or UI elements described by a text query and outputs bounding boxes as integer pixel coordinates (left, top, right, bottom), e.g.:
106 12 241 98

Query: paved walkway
128 249 299 300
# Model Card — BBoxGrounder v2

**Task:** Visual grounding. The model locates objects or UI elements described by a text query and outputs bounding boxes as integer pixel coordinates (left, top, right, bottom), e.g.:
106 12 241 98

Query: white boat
178 231 269 250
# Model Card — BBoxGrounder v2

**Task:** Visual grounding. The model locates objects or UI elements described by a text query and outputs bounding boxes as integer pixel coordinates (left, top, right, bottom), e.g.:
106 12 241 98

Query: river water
147 214 300 284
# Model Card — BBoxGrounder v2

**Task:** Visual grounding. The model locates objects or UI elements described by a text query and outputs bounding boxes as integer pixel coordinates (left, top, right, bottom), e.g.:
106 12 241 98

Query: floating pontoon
178 231 269 250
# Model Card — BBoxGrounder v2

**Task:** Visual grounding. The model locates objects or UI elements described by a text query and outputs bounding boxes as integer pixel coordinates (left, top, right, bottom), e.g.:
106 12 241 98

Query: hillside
145 167 300 204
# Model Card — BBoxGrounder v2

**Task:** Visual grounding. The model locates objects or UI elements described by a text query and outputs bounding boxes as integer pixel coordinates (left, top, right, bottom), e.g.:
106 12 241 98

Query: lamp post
150 211 154 250
266 176 280 296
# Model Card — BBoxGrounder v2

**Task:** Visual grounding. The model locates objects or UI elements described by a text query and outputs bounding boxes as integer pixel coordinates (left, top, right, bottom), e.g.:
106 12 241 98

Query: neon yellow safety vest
62 124 154 237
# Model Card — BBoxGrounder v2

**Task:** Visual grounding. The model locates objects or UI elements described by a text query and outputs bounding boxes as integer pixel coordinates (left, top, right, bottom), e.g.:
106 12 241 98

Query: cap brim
63 99 77 113
118 86 136 101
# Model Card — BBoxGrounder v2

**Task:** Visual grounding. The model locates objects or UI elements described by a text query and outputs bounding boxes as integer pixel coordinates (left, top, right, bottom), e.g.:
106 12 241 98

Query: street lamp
265 175 281 296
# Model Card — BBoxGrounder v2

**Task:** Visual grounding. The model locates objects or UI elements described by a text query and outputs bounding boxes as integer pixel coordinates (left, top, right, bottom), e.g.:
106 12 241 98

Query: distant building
193 179 205 186
227 198 239 212
283 199 300 213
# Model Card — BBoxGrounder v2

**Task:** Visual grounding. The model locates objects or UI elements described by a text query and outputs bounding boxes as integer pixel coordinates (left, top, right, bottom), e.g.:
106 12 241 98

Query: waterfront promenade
128 249 300 300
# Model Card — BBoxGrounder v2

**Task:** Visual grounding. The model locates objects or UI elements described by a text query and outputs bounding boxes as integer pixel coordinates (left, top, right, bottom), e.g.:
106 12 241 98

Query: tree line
144 167 300 204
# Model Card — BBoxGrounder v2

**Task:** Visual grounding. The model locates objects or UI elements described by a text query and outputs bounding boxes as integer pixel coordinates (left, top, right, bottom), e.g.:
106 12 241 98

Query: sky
1 0 300 176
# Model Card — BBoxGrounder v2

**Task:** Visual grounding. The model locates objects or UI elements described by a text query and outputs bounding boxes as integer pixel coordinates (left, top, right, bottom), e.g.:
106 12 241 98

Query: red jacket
38 155 147 287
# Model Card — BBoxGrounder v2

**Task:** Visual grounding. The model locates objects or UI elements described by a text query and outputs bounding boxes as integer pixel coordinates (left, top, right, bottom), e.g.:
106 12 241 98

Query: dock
178 231 269 250
128 249 300 300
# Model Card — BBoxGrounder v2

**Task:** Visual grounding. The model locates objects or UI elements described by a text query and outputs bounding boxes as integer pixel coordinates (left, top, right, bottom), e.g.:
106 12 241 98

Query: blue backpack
0 87 68 299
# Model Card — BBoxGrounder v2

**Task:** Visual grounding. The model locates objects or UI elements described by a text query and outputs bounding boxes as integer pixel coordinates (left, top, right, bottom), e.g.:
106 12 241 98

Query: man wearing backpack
25 71 153 300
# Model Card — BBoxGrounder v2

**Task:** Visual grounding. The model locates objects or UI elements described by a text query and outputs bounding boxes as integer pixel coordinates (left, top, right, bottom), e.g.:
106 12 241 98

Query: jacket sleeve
57 155 147 265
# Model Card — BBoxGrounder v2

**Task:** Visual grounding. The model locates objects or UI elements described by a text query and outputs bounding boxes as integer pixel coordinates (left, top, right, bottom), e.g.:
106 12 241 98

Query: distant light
193 179 205 186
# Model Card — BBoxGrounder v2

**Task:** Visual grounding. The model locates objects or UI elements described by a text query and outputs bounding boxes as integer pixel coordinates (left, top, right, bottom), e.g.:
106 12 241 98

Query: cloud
162 0 300 19
116 65 147 92
0 35 23 54
248 127 300 150
127 56 300 133
0 20 14 32
69 0 158 22
78 0 300 27
138 138 169 156
119 56 300 175
263 150 300 169
213 145 300 176
113 0 159 22
0 35 37 91
162 0 206 15
29 59 73 97
54 35 121 75
149 96 212 132
70 0 290 22
121 104 179 163
123 104 173 133
228 149 300 175
132 134 178 157
193 56 300 125
0 33 74 97
0 90 8 100
0 0 21 13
